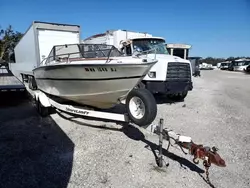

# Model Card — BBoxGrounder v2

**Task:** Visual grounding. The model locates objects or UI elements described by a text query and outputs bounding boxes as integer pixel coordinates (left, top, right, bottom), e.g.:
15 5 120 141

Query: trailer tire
126 88 157 128
36 98 49 117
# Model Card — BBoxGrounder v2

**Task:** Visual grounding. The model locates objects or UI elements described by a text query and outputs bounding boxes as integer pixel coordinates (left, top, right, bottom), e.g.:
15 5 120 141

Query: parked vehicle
228 59 250 72
244 64 250 74
166 43 191 60
217 62 221 69
189 57 201 76
10 21 81 89
83 30 193 101
200 63 214 70
166 44 201 77
220 62 230 70
0 60 26 92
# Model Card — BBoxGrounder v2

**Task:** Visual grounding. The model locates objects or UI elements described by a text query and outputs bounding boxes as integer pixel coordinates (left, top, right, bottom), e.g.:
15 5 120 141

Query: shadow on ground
153 94 184 105
121 125 218 187
121 125 204 174
0 92 74 188
58 110 204 175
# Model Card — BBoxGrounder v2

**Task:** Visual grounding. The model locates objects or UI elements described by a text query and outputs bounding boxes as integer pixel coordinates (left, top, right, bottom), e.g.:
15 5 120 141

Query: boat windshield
80 44 124 58
132 38 169 55
44 44 124 64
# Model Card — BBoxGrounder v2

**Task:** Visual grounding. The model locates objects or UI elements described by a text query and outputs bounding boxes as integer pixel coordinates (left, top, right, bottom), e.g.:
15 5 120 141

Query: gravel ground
0 70 249 188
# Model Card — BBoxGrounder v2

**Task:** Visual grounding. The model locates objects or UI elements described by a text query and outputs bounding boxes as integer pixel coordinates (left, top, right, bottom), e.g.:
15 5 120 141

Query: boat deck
0 68 25 92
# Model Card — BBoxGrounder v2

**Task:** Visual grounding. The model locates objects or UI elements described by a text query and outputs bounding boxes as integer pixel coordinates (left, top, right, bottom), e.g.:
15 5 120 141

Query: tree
200 57 225 66
0 25 23 62
226 57 235 61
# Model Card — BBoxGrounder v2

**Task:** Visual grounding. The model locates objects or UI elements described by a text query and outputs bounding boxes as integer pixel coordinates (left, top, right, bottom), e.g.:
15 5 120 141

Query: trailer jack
151 119 226 182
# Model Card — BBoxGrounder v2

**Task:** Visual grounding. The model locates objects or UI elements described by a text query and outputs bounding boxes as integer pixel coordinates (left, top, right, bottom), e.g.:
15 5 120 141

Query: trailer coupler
151 119 226 181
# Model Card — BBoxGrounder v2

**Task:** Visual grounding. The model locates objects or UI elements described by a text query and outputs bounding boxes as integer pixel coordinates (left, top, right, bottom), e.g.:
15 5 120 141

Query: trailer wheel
126 88 157 128
36 98 49 117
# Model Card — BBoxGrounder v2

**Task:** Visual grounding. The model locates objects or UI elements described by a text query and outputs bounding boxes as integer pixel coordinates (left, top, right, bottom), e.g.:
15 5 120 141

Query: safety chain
205 166 210 182
153 119 226 188
203 160 216 188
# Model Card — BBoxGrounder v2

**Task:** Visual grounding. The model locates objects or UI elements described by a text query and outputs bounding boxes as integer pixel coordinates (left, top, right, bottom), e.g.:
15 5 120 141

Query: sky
1 0 250 58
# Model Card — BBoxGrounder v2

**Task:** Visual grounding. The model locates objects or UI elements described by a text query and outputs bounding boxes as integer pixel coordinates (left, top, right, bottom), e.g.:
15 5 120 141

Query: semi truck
83 30 193 100
10 21 81 89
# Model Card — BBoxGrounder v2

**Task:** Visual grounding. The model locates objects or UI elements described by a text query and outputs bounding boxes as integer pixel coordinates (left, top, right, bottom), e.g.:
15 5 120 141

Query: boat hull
33 62 155 109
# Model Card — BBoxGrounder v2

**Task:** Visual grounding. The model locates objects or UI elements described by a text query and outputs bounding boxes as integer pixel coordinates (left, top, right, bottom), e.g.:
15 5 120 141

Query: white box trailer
10 21 81 84
83 30 153 49
83 30 193 100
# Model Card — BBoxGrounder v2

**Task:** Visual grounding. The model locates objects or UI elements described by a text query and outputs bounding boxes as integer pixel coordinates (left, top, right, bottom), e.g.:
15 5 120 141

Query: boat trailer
151 119 226 183
34 91 226 183
34 91 129 122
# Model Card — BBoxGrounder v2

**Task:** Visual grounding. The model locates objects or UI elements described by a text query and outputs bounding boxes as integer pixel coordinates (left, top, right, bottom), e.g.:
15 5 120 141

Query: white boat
33 43 157 109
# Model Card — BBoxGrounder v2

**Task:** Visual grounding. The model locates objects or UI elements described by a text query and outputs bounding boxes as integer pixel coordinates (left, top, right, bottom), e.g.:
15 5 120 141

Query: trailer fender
35 92 51 107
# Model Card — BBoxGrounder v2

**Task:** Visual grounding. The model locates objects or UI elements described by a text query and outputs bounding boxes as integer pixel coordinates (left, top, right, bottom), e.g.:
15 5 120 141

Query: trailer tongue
151 119 226 184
